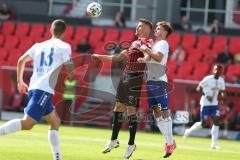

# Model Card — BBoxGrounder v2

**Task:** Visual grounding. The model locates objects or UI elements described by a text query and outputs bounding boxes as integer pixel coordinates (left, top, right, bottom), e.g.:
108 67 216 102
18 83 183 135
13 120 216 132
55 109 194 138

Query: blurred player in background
0 19 73 160
183 64 225 149
93 18 152 159
138 21 176 158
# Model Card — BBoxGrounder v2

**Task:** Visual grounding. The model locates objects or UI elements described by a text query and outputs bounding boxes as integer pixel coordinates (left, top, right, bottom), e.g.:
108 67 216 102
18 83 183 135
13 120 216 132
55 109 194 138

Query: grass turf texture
0 121 239 160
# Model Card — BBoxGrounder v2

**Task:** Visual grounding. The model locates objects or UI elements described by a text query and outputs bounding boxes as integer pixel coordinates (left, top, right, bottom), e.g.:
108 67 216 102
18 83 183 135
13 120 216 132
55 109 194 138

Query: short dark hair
51 19 67 37
156 21 173 37
139 18 153 30
215 64 223 70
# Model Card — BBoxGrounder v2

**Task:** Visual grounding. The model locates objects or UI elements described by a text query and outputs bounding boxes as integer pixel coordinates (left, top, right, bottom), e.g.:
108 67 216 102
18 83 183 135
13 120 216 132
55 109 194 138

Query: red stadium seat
15 22 30 37
44 24 51 39
212 36 228 53
94 42 106 55
1 21 15 36
18 37 34 53
167 32 181 52
90 27 104 40
64 25 74 40
34 37 47 43
166 60 177 79
175 62 193 78
4 36 19 49
0 35 5 47
6 49 22 66
0 48 8 61
229 37 240 55
104 28 120 42
188 62 209 80
74 26 90 40
182 34 197 50
30 23 45 38
186 48 203 64
119 29 135 42
88 27 105 48
226 64 240 82
197 35 212 50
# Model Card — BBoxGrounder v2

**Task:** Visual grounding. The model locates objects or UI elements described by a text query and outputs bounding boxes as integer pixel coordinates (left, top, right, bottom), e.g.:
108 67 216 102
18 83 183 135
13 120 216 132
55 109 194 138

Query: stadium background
0 0 240 140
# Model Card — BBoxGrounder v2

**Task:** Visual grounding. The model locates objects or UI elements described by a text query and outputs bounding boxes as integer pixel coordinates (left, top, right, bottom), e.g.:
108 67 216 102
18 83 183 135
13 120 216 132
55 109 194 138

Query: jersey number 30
40 47 54 67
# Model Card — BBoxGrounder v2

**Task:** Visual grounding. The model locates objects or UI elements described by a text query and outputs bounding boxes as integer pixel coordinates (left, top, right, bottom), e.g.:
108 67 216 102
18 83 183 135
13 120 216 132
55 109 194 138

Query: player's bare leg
43 111 62 160
153 107 176 158
211 116 220 149
0 114 37 135
102 102 125 154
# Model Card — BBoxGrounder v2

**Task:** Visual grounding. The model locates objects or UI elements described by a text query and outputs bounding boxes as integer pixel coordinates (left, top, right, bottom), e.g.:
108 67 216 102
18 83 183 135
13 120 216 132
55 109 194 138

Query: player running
0 19 73 160
183 64 225 149
92 19 152 159
138 21 176 158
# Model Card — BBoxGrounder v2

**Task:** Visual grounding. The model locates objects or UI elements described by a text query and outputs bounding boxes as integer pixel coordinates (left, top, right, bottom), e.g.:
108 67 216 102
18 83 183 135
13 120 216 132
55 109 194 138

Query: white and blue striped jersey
26 38 72 94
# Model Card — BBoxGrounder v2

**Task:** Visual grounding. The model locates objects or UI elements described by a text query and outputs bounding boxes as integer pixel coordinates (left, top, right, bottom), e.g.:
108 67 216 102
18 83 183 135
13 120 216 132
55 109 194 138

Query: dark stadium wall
7 0 49 16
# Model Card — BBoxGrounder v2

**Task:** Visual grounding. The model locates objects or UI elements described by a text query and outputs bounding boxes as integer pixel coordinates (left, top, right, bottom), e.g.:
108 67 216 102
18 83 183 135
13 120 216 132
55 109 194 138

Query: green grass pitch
0 121 239 160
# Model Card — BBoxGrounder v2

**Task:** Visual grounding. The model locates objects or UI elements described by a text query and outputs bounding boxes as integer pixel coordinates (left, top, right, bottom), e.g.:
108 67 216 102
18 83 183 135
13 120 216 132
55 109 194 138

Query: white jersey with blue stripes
26 38 72 94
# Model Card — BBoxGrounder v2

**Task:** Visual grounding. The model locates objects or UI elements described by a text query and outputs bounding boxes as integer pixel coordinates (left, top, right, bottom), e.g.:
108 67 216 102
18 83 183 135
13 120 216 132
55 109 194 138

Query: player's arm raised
17 53 33 94
92 50 128 62
139 45 163 62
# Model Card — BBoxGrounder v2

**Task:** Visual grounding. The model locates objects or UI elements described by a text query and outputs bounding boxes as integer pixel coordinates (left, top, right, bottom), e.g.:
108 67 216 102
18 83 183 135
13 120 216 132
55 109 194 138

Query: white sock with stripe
48 130 62 160
0 119 22 135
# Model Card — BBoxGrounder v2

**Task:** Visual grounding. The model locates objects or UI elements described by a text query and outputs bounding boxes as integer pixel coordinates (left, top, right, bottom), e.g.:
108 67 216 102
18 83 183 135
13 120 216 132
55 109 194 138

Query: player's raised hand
17 81 28 95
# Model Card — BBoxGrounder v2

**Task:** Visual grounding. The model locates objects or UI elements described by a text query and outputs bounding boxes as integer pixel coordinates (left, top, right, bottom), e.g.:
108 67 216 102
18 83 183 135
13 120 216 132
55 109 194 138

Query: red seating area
167 32 240 82
1 21 240 82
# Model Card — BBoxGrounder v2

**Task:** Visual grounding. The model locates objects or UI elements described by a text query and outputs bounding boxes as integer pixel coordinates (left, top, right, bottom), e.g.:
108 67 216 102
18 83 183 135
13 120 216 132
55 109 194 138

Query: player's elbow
17 57 24 66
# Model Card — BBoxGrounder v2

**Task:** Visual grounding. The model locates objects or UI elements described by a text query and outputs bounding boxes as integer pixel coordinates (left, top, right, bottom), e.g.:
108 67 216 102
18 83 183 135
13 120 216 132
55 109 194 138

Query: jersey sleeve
199 77 208 88
220 78 226 90
62 45 72 64
25 43 37 58
155 41 169 56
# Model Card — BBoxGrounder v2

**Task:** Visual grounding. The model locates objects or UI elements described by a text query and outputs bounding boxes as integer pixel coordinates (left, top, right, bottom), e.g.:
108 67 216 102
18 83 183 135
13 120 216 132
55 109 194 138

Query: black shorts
116 72 144 107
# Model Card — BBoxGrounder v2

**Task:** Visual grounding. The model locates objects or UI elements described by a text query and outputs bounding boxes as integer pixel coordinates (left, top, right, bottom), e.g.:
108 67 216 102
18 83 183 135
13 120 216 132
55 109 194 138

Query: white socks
211 125 219 147
0 119 22 135
156 117 174 145
185 121 202 136
48 130 62 160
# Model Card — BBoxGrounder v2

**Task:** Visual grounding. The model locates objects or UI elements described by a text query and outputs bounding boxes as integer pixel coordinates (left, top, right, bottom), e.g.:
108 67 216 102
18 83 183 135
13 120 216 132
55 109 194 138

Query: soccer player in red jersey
92 18 152 159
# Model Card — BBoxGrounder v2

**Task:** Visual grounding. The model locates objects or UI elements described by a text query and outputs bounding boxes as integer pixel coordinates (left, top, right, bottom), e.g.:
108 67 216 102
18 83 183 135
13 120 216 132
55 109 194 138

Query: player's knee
50 117 61 129
152 107 161 118
160 110 170 119
126 106 136 116
21 120 35 130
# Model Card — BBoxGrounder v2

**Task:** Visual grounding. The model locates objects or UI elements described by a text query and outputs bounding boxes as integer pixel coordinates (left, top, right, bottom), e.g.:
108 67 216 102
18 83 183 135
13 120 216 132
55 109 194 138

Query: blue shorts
24 89 55 122
147 81 169 111
200 105 220 120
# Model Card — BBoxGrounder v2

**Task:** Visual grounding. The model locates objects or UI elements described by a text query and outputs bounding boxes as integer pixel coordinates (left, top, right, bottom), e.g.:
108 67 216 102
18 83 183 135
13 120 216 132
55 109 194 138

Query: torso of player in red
124 38 152 73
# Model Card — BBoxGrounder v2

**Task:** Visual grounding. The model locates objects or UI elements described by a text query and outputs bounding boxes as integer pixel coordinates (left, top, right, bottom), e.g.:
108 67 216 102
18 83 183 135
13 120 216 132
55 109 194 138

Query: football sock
111 112 123 140
211 125 219 146
156 116 174 145
186 121 202 136
49 130 62 160
0 119 22 135
128 114 137 145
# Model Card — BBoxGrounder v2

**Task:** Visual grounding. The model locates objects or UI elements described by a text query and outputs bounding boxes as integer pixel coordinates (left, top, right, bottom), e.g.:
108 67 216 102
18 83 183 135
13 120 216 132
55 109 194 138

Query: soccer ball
86 2 102 18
